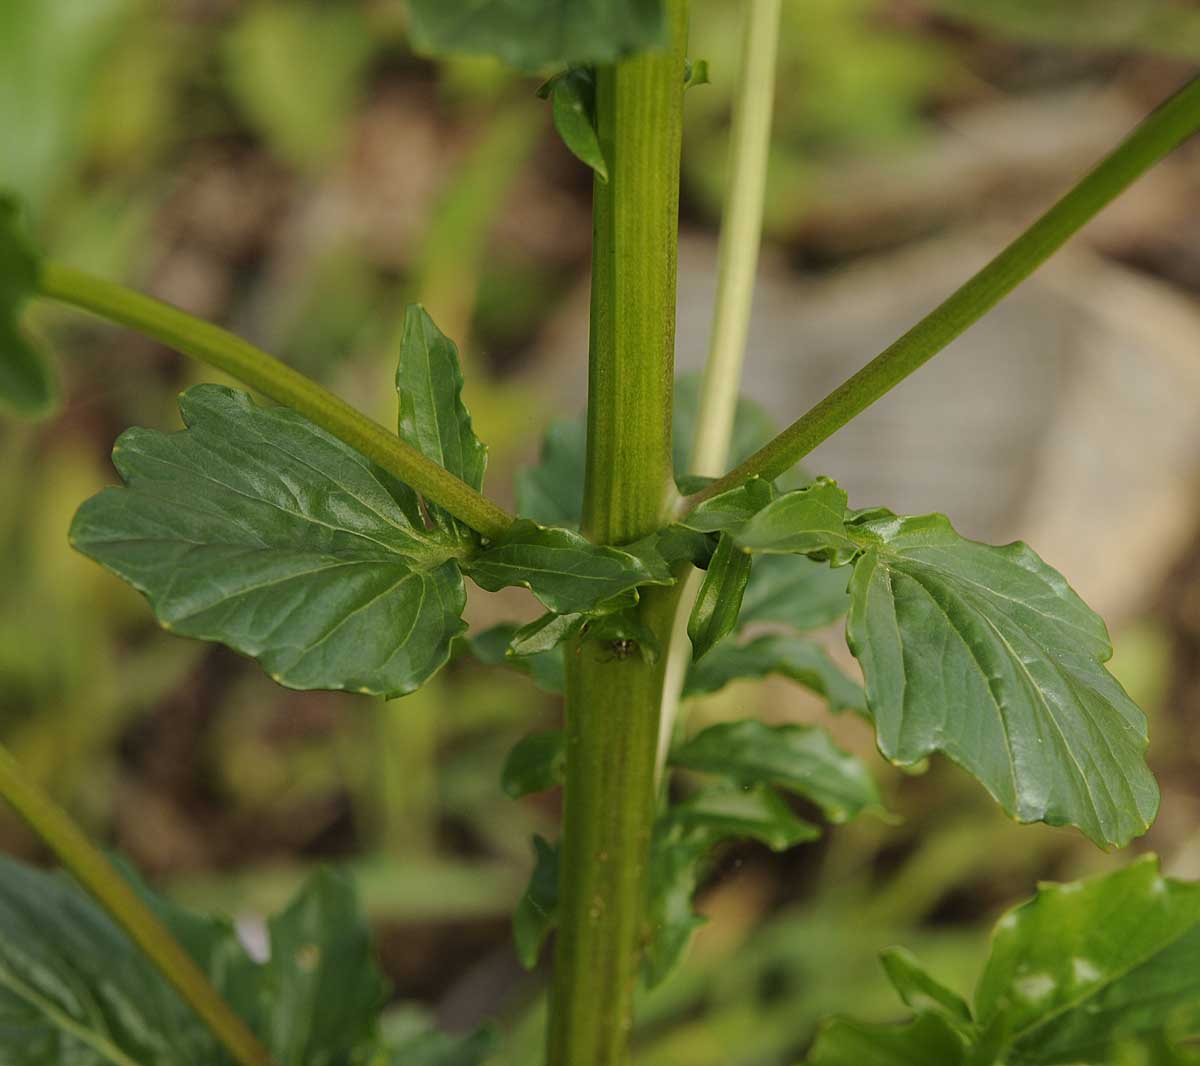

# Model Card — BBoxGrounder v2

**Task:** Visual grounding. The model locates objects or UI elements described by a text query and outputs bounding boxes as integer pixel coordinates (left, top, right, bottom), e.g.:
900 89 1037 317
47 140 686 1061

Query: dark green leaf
510 611 584 655
671 720 881 824
407 0 666 70
465 518 672 615
466 623 566 695
805 1014 968 1065
739 552 851 632
71 385 467 698
0 194 57 417
733 477 858 558
502 731 566 798
515 418 586 528
844 509 1158 847
977 856 1200 1064
547 69 607 181
644 785 818 987
682 634 867 716
687 533 752 660
667 784 820 851
0 855 387 1066
262 868 388 1066
514 836 559 971
396 305 487 540
880 947 973 1031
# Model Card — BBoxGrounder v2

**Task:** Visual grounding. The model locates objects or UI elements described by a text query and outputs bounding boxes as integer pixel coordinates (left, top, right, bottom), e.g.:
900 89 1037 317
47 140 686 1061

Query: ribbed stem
549 4 689 1064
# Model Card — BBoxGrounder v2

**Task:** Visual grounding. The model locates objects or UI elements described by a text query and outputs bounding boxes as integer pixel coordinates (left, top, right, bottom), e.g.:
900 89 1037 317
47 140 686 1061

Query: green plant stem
658 0 783 782
687 73 1200 508
0 744 277 1066
550 4 688 1064
36 262 514 540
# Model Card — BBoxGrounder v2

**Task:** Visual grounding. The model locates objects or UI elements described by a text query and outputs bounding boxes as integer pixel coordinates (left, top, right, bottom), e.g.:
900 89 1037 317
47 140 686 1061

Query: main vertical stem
548 5 688 1064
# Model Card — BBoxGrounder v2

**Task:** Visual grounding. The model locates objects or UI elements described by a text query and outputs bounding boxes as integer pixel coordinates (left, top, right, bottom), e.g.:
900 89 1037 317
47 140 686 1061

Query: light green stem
688 73 1200 507
36 263 514 540
550 4 689 1064
658 0 783 781
0 745 277 1066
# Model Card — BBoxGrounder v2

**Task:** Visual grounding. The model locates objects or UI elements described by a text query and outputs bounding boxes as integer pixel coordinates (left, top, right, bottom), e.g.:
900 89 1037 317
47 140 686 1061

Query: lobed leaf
71 385 468 698
395 305 487 542
465 518 672 615
0 194 57 417
407 0 667 70
671 720 881 824
687 533 752 661
666 784 820 852
682 633 867 716
733 477 858 557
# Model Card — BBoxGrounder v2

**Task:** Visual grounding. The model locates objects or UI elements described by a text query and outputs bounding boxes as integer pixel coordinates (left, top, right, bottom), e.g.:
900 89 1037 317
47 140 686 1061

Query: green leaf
680 477 776 534
465 518 672 615
544 68 607 181
510 611 584 655
644 785 818 987
502 731 566 798
805 1014 968 1065
733 477 858 557
0 194 57 417
672 373 778 482
515 418 586 528
396 305 487 541
513 836 559 971
682 634 867 716
70 385 468 698
977 856 1200 1064
261 868 389 1066
683 57 710 89
407 0 666 69
667 784 820 851
880 947 973 1031
466 623 565 695
739 552 851 632
389 1021 495 1066
0 854 388 1066
687 533 752 660
671 720 881 824
844 508 1158 847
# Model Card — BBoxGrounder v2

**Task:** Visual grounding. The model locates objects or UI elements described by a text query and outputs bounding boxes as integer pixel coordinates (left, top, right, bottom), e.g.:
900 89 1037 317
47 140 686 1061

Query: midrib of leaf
0 968 145 1066
1004 914 1200 1053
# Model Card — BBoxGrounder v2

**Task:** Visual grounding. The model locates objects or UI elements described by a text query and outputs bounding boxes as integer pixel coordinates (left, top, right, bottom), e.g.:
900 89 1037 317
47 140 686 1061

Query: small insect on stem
599 639 638 663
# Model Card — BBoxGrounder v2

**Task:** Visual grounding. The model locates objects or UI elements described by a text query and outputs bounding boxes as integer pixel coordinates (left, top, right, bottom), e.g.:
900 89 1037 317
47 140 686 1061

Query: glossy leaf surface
671 720 880 824
544 69 607 181
396 305 487 541
682 634 867 715
407 0 666 70
0 194 57 416
71 385 468 698
465 518 671 615
845 508 1158 847
687 533 752 661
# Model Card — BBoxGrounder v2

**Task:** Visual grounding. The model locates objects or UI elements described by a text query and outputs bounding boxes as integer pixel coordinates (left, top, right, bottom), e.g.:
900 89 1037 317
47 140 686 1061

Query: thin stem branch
36 263 514 540
0 745 277 1066
688 73 1200 508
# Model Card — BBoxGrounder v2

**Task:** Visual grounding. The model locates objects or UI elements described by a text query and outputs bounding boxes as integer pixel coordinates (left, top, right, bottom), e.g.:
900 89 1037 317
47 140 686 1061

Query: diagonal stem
36 263 515 540
0 744 278 1066
687 73 1200 509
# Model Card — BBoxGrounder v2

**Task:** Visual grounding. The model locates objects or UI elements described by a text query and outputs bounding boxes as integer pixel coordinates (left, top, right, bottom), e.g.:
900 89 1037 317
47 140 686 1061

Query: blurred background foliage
2 1 1200 1062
